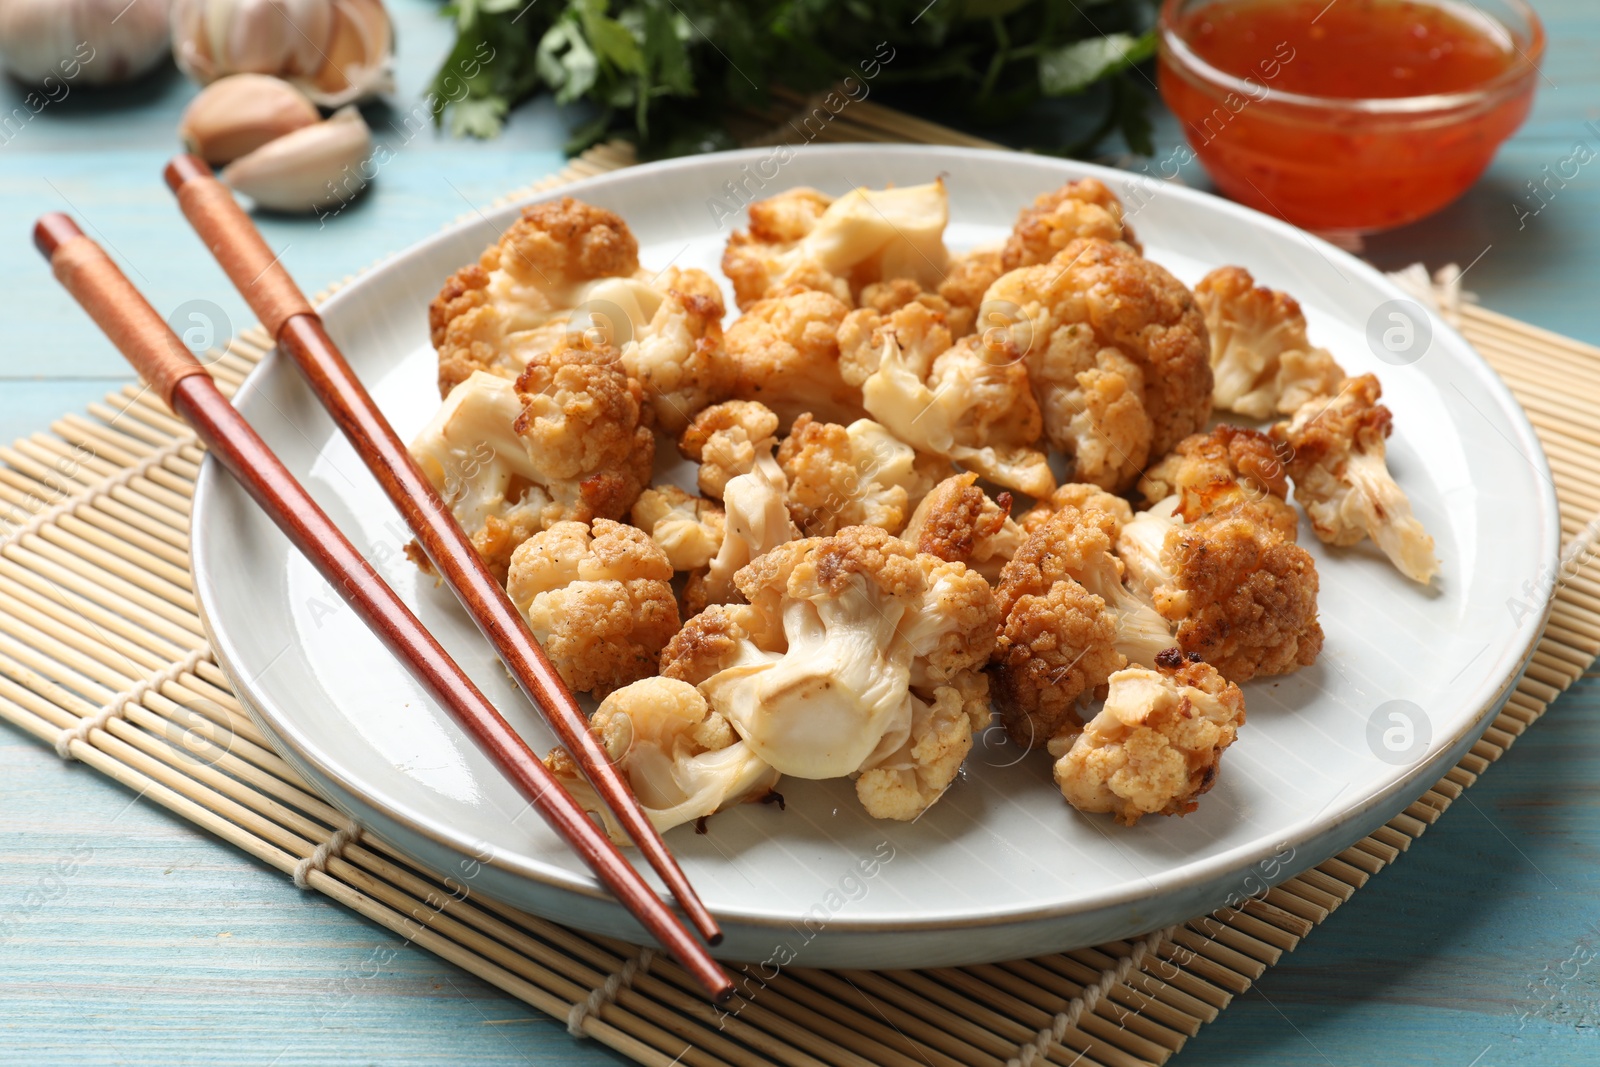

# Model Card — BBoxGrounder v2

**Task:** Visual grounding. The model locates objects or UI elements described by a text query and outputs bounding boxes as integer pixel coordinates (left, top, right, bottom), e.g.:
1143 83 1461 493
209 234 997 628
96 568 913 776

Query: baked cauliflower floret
630 485 724 571
1000 505 1176 674
990 506 1175 748
902 472 1024 583
938 247 1005 338
505 520 680 697
723 289 863 428
1020 482 1135 537
722 182 950 310
687 454 798 613
991 568 1125 749
678 400 780 500
843 299 1055 497
544 677 780 841
408 349 654 582
1195 266 1345 419
1000 178 1141 271
430 197 644 396
1271 374 1438 584
778 414 944 536
1051 652 1245 826
665 527 998 821
618 266 734 432
1138 424 1300 542
985 238 1212 490
1118 500 1324 683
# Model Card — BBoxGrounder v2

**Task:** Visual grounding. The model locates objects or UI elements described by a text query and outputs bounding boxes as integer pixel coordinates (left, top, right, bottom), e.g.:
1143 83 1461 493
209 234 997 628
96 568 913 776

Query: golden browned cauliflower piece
985 238 1213 490
778 414 946 536
722 289 864 428
663 526 998 821
618 266 734 433
630 485 724 571
408 341 654 583
430 198 642 396
1019 482 1136 537
1195 266 1345 419
902 472 1024 583
722 182 951 310
938 247 1005 338
1051 652 1245 826
505 519 680 697
1271 374 1439 584
429 199 730 431
678 400 780 500
990 506 1175 748
1118 498 1324 683
839 294 1055 497
1138 425 1300 542
1000 178 1141 271
543 677 781 841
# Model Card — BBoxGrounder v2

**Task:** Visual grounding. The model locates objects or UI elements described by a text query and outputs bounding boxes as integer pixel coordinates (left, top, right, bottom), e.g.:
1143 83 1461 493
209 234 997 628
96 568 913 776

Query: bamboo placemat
4 117 1600 1066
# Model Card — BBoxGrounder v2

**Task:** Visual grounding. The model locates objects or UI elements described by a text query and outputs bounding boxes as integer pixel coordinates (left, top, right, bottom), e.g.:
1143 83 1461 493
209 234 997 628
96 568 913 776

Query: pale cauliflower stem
1051 652 1245 826
685 454 798 614
1271 374 1439 585
990 506 1174 748
1195 266 1345 420
428 198 730 431
505 520 680 697
544 677 780 841
839 297 1055 497
1137 424 1300 542
1118 497 1324 684
662 527 998 821
985 238 1213 491
902 472 1024 584
778 414 946 536
722 182 951 310
630 485 724 571
1000 178 1142 271
722 288 864 428
408 351 654 583
678 400 779 500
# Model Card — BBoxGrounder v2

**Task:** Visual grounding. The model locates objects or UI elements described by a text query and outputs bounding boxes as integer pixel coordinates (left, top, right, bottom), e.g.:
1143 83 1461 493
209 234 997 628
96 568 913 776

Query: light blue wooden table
3 2 1597 1063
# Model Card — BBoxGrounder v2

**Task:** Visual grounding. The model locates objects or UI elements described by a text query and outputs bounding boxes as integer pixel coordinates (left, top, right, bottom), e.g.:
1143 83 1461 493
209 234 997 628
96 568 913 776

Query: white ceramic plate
192 146 1559 969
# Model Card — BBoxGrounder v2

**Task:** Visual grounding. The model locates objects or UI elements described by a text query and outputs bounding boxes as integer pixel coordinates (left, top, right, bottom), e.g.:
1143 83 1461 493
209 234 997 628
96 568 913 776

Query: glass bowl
1157 0 1544 236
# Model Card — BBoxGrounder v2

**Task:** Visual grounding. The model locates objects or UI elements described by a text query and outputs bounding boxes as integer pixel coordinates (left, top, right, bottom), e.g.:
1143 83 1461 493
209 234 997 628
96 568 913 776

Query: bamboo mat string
1 127 1597 1067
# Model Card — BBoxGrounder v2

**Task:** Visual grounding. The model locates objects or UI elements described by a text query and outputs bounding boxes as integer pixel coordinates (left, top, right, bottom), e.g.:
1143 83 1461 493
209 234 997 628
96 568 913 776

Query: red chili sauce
1159 0 1538 232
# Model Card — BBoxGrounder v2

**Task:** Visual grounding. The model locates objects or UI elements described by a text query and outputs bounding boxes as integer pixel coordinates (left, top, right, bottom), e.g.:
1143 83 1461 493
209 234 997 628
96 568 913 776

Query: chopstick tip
33 213 81 260
164 154 214 193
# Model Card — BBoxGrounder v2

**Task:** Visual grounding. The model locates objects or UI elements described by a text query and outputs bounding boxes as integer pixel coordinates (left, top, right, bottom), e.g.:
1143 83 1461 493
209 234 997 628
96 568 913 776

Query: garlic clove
306 0 393 104
220 105 372 213
0 0 171 87
178 73 320 165
172 0 394 107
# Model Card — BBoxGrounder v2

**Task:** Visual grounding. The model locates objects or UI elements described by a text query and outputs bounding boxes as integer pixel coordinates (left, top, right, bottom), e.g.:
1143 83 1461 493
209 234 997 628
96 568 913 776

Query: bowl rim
1157 0 1546 117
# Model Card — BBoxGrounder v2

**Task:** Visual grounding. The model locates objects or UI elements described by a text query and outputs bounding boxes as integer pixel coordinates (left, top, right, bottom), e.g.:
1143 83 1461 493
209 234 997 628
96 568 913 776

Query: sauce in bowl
1158 0 1544 234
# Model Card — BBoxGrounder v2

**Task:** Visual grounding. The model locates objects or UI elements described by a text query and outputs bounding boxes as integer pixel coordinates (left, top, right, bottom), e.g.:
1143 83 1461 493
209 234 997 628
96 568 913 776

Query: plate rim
190 142 1563 936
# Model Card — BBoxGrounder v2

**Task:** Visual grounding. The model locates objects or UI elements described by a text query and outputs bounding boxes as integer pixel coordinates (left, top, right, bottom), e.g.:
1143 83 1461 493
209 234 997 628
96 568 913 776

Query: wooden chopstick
161 155 724 947
33 212 733 1004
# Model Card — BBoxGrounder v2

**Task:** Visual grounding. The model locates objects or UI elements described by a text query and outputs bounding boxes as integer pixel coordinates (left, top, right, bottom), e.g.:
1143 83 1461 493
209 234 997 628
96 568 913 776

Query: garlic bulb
221 105 372 213
179 74 320 165
0 0 171 86
172 0 394 108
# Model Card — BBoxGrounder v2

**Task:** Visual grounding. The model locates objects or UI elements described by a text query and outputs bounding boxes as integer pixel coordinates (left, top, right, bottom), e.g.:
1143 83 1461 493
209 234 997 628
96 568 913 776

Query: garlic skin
0 0 171 86
221 105 372 213
178 73 320 165
172 0 394 108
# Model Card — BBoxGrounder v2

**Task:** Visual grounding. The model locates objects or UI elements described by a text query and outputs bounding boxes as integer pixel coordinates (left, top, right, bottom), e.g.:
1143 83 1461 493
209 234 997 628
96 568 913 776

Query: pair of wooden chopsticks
34 161 730 1003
